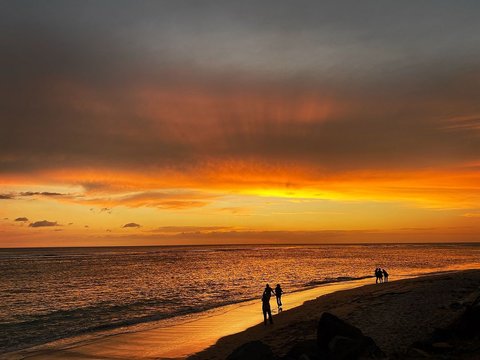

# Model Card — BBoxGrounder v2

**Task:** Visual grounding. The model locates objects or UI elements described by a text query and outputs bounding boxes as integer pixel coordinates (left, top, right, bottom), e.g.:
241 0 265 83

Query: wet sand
4 277 380 360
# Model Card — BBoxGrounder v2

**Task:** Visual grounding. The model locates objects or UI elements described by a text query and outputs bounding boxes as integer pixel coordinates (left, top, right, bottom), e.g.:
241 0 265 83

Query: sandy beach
3 270 479 359
193 269 480 359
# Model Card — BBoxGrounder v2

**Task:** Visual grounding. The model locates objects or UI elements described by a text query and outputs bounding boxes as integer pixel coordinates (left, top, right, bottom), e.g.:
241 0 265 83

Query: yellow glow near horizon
1 162 479 247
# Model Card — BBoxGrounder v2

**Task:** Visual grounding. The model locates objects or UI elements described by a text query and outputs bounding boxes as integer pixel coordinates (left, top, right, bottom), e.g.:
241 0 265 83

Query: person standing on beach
263 284 275 299
275 284 284 312
382 268 389 282
262 293 273 325
262 284 275 323
375 268 383 283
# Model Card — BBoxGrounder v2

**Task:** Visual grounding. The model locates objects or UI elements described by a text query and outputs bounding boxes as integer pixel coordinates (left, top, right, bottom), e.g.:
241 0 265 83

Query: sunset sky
1 1 479 247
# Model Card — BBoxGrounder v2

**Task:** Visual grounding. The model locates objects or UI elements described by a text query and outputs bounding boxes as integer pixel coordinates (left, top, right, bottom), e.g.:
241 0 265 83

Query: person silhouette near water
382 268 389 282
275 284 283 312
262 284 274 325
263 284 275 299
375 268 383 283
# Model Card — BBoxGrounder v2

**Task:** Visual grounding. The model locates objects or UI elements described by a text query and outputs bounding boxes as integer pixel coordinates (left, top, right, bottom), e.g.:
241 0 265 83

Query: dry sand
4 270 479 360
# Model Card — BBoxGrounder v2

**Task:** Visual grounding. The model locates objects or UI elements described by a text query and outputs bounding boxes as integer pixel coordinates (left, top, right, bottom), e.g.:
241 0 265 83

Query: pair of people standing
261 284 283 325
375 268 389 283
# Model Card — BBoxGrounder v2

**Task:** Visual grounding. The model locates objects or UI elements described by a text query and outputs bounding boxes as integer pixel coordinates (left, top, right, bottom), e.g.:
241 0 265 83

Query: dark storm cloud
123 223 140 228
1 1 480 178
5 0 479 75
20 192 64 197
15 217 29 222
29 220 58 227
0 192 71 200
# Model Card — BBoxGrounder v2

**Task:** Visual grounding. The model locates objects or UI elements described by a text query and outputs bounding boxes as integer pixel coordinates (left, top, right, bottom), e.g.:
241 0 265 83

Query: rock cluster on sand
227 295 480 360
199 271 480 360
314 312 385 359
406 294 480 359
226 340 275 360
227 312 385 360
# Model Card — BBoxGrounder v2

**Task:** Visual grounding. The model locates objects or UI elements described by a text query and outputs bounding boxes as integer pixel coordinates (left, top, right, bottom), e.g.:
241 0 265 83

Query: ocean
1 243 479 354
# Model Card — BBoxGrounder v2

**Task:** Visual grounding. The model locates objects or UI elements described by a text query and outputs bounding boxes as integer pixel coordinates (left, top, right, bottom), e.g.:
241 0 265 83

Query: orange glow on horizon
1 159 479 247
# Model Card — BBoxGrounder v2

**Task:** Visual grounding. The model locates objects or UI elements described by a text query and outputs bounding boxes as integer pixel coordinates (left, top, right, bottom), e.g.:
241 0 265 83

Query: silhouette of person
263 284 275 299
275 284 283 311
382 268 389 282
375 268 383 284
262 293 274 325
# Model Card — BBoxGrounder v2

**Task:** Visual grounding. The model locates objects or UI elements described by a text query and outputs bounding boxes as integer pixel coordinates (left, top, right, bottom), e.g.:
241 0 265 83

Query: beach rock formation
282 312 385 360
285 340 320 360
452 294 480 337
226 340 275 360
316 312 385 359
317 312 363 350
406 294 480 359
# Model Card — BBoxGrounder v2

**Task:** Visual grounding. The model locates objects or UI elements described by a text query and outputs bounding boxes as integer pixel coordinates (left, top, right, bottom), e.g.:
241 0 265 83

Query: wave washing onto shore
303 275 374 287
1 243 480 354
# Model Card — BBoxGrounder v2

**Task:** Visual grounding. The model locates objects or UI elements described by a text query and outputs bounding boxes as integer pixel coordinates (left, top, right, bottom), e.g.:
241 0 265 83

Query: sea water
1 243 479 354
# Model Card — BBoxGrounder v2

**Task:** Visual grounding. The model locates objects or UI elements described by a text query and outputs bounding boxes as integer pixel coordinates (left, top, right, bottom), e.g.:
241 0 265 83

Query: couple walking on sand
261 283 283 325
375 267 389 283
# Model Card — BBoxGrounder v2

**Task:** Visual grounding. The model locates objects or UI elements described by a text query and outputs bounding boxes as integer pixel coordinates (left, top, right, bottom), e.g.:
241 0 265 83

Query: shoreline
3 275 405 359
3 269 479 359
192 269 480 359
1 274 378 357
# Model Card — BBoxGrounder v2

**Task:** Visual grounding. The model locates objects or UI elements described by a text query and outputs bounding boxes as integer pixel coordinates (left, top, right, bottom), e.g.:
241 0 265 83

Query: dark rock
316 313 385 359
226 340 275 360
317 312 363 351
406 296 480 359
428 327 451 342
329 335 385 360
452 295 480 337
449 301 463 310
359 336 385 359
431 342 453 350
329 336 362 359
285 340 320 360
405 347 431 358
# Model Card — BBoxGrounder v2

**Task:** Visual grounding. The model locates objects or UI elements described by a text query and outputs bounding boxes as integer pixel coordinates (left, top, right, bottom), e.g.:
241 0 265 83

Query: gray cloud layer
29 220 58 227
1 1 480 178
0 192 70 199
